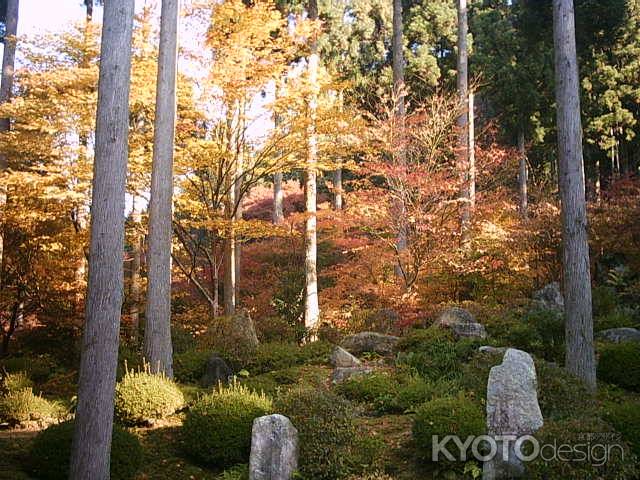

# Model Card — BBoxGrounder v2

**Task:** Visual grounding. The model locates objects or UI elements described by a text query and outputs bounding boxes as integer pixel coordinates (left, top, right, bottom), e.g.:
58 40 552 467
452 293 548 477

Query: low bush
459 351 504 399
173 350 210 384
182 382 272 467
335 372 400 404
412 393 485 462
395 327 461 381
276 386 356 480
28 420 143 480
392 376 461 414
1 354 59 384
172 324 197 354
0 388 60 425
535 360 596 419
242 365 329 396
597 342 640 391
217 464 249 480
244 340 332 375
114 369 185 425
527 417 638 479
506 309 564 363
592 285 618 317
602 400 640 457
595 307 638 332
2 371 33 393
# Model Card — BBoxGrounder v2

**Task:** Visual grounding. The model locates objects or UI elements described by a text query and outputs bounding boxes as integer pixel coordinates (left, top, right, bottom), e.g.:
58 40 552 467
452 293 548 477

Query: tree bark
273 172 284 224
69 2 135 479
392 0 406 272
468 91 475 209
518 130 528 218
130 198 142 342
457 0 471 241
84 0 93 22
333 167 343 210
552 0 596 391
0 0 19 287
304 0 320 334
144 0 179 378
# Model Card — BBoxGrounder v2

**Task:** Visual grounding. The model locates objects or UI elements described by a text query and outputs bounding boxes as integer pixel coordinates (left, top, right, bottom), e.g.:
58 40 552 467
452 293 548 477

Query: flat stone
532 282 564 311
596 327 640 343
435 307 487 339
249 414 298 480
340 332 399 355
479 346 507 355
331 366 374 384
330 346 361 368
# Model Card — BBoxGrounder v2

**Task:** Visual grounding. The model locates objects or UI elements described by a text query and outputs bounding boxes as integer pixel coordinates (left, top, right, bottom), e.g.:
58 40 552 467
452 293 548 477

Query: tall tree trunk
333 168 343 210
234 102 245 302
273 172 284 224
130 198 142 342
0 0 19 287
69 2 135 479
552 0 596 391
392 0 406 275
468 91 475 209
84 0 93 22
144 0 179 378
457 0 471 241
304 0 320 334
518 130 528 218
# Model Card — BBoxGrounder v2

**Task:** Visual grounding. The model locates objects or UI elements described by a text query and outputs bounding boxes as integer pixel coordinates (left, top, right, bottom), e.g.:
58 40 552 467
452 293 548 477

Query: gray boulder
362 308 400 333
331 366 374 384
200 354 233 387
483 349 543 480
596 327 640 344
532 282 564 311
341 332 399 355
330 346 361 368
249 414 298 480
435 307 487 339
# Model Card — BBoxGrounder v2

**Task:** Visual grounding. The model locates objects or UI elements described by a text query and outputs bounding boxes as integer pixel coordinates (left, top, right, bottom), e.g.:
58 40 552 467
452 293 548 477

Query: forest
0 0 639 479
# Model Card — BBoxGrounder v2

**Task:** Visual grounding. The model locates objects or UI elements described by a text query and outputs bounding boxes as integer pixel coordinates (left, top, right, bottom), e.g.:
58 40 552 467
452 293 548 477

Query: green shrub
395 327 461 381
506 309 564 362
276 386 356 480
114 369 185 425
336 372 400 404
2 371 33 393
242 365 329 396
459 351 504 399
597 342 640 391
1 354 59 384
172 324 197 354
412 393 485 462
535 360 596 419
217 464 249 480
244 340 332 375
527 417 638 479
28 420 143 480
116 344 143 380
595 307 638 332
173 350 210 383
592 285 618 317
0 388 60 425
602 400 640 457
182 382 272 467
392 376 461 414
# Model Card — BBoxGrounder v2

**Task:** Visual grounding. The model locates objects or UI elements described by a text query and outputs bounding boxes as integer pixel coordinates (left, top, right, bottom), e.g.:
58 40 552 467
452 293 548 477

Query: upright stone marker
249 414 298 480
483 348 543 480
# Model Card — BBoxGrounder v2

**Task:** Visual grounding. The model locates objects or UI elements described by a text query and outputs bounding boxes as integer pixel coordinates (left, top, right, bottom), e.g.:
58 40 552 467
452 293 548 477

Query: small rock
483 348 543 480
341 332 399 355
479 346 507 355
596 327 640 343
532 282 564 311
249 414 298 480
331 366 374 384
435 307 487 339
200 354 233 387
330 346 361 368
